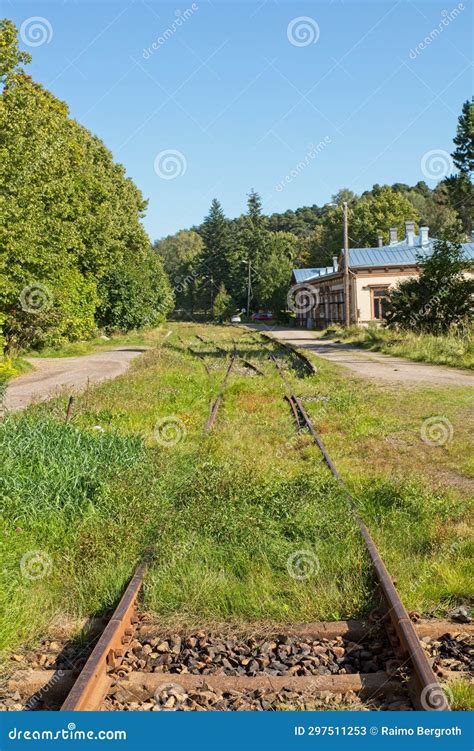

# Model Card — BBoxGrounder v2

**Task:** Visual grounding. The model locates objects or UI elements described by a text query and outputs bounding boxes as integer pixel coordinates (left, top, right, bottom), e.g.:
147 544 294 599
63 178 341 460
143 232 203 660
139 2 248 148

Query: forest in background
1 14 472 351
155 100 473 317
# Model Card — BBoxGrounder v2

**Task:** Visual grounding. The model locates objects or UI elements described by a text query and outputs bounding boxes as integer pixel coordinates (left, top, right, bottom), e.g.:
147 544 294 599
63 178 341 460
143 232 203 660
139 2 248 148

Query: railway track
4 329 471 712
266 337 454 710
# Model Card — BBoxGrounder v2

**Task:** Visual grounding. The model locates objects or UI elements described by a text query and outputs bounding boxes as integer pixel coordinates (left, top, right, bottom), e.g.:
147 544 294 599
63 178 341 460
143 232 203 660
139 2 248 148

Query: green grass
0 323 472 657
448 679 474 710
26 327 166 359
323 323 474 369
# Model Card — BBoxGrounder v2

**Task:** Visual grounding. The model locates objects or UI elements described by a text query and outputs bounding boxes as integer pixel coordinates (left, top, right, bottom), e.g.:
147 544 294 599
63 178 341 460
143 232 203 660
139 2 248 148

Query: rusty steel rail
60 562 148 711
204 354 236 433
270 344 449 711
240 357 265 376
259 331 317 376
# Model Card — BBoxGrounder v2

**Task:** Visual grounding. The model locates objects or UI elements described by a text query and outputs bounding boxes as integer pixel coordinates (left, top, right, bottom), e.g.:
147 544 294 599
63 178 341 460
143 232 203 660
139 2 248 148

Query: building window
371 287 389 320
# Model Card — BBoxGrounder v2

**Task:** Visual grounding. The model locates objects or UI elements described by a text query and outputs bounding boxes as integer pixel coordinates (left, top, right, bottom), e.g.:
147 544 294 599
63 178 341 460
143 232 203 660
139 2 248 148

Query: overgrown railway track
5 329 471 712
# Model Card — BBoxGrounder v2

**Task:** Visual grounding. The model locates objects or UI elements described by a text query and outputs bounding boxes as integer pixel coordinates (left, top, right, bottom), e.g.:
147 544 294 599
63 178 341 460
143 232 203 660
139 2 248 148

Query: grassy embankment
322 324 473 370
1 324 472 703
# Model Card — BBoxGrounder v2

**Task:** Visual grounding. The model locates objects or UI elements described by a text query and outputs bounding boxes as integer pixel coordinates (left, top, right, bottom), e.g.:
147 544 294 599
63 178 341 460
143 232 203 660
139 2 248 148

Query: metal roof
293 239 474 282
293 266 334 283
349 239 474 268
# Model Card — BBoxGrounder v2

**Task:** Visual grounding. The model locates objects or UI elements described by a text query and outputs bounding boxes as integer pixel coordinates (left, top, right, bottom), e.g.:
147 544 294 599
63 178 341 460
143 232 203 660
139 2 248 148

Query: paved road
4 348 146 412
246 325 474 387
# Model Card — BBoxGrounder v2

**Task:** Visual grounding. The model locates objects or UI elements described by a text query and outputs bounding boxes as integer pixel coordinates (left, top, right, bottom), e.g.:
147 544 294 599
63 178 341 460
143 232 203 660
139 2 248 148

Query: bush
97 250 173 332
4 269 98 350
386 239 474 333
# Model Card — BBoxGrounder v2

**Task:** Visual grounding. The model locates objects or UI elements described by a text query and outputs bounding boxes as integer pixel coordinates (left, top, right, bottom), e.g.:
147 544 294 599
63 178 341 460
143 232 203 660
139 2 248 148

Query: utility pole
343 201 350 327
246 259 251 317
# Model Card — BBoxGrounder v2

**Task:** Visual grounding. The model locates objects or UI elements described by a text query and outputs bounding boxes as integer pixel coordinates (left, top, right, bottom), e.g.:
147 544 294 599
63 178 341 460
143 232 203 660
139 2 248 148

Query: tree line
155 99 472 319
0 19 173 353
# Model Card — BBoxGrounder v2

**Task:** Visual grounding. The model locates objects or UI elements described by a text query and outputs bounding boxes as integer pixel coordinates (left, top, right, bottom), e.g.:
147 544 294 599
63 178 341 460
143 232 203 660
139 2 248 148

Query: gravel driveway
246 325 474 387
3 348 146 412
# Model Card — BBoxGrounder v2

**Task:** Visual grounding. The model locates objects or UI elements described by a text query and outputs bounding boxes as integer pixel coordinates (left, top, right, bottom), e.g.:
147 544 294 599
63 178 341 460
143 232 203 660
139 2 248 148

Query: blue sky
7 0 473 240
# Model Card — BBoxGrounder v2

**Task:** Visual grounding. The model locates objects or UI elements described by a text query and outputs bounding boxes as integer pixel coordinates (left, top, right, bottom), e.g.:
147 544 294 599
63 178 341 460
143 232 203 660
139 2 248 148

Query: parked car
251 311 273 321
231 314 242 323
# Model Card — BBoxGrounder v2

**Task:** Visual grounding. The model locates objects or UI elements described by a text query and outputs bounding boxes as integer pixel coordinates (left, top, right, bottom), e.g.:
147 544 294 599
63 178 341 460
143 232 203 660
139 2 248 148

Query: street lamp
241 260 252 317
325 201 350 326
343 201 350 327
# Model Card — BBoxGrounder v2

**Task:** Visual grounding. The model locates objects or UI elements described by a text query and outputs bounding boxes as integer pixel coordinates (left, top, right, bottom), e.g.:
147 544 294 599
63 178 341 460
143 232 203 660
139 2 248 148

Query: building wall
354 269 418 324
296 266 474 328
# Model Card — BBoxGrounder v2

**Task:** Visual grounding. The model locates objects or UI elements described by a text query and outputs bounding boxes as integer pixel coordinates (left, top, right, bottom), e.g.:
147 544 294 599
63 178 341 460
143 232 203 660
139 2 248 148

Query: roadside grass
322 324 473 370
293 353 474 497
0 323 472 657
448 679 474 710
25 327 167 359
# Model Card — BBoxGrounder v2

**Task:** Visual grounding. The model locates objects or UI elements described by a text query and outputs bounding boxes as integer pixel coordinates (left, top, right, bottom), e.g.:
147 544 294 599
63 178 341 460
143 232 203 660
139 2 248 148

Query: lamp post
241 260 252 317
343 201 350 327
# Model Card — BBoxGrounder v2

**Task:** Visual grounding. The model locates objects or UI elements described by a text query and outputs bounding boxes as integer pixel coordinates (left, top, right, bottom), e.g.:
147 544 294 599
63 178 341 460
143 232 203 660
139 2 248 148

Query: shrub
386 239 474 333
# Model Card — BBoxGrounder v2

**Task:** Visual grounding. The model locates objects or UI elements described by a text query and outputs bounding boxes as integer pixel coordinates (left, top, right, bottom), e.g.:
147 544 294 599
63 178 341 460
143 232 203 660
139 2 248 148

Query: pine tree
198 199 232 292
445 100 474 236
452 99 474 175
212 282 233 320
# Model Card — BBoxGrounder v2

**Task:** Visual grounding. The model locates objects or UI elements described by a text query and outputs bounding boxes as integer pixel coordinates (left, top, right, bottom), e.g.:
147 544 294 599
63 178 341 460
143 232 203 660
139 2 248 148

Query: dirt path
3 348 146 412
246 325 474 387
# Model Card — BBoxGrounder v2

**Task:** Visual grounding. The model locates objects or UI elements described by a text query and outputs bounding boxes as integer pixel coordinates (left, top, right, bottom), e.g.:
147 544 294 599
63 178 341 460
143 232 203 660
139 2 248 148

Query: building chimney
332 255 339 272
389 227 398 245
405 220 415 246
419 225 429 246
377 235 383 247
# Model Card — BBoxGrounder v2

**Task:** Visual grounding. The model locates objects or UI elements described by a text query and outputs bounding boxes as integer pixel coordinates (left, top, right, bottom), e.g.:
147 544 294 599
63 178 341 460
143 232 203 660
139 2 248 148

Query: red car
251 311 274 321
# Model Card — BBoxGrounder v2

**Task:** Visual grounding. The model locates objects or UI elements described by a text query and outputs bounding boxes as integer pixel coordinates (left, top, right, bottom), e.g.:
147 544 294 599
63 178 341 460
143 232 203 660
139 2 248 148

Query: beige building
291 221 474 328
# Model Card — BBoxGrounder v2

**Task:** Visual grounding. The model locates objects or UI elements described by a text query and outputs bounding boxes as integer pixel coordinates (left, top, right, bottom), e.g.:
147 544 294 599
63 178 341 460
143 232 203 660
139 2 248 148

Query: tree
154 230 203 312
406 182 463 239
97 249 173 332
444 99 474 235
452 99 474 175
0 18 31 82
212 282 233 320
0 20 172 348
350 185 420 247
198 199 233 295
238 189 267 267
256 232 299 313
386 239 473 333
